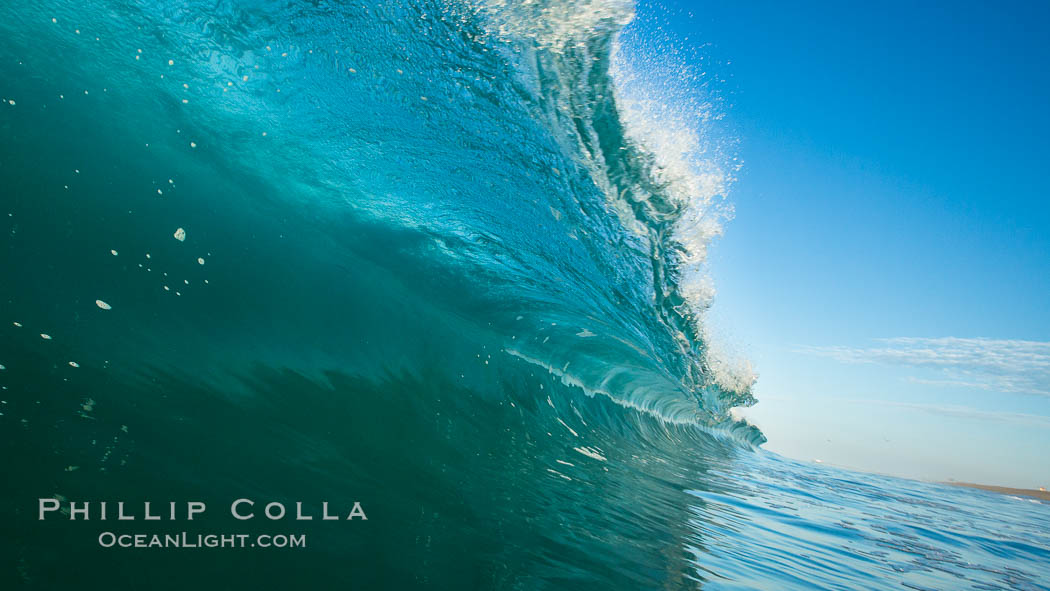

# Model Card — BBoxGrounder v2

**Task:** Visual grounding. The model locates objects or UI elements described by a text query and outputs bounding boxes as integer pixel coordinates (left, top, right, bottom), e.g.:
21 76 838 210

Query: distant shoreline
947 482 1050 502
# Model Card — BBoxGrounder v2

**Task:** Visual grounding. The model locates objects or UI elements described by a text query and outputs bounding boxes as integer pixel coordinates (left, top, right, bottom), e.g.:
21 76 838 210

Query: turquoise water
2 0 1049 589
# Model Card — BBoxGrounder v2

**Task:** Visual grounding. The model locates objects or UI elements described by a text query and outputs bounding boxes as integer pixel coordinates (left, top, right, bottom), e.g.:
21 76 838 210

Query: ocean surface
2 0 1049 589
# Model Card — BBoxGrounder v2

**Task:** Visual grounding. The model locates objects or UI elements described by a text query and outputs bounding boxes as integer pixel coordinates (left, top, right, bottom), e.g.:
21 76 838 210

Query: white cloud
794 337 1050 397
858 400 1050 428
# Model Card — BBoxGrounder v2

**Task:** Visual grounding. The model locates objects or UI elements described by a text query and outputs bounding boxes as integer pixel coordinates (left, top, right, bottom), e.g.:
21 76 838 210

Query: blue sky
639 0 1050 488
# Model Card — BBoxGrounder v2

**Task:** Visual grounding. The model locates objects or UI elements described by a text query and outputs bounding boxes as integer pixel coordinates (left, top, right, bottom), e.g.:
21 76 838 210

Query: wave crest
474 0 758 420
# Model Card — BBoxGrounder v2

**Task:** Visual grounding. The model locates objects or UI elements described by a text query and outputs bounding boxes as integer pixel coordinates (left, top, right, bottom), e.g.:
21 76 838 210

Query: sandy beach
948 483 1050 502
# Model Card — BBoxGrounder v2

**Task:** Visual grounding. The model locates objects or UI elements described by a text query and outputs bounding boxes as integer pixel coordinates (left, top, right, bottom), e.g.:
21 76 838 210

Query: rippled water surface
688 454 1050 590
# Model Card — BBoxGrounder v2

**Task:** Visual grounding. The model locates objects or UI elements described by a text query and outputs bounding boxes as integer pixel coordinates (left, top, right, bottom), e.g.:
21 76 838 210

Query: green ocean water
2 0 1049 589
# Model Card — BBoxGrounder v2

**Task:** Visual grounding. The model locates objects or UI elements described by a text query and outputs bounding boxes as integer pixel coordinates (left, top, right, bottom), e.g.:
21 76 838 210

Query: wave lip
475 0 758 428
